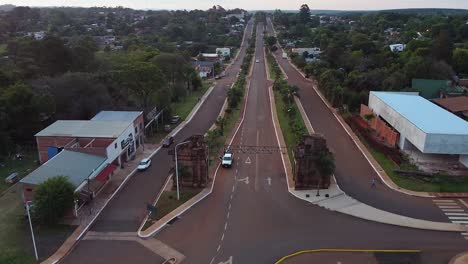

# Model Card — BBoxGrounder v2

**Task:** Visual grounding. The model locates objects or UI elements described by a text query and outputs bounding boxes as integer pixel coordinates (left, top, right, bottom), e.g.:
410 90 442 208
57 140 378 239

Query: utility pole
25 201 38 261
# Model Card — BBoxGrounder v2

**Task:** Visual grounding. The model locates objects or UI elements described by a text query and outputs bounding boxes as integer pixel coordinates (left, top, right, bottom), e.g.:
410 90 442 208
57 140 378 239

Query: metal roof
91 111 142 122
432 96 468 113
371 92 468 135
20 150 107 187
35 120 131 138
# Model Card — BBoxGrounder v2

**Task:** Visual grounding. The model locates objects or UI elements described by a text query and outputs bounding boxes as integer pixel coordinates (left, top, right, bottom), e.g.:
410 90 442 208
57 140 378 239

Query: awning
95 164 117 182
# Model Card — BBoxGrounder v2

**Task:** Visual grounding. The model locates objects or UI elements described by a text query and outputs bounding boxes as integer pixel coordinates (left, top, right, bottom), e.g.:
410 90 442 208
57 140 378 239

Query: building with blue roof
368 91 468 167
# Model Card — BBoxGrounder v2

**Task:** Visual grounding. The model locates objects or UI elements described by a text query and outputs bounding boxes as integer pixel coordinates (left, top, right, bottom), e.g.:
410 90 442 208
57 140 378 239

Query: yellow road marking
274 249 421 264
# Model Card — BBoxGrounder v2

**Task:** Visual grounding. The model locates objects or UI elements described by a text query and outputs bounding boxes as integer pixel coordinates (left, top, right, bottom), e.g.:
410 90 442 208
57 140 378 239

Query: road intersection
60 21 468 264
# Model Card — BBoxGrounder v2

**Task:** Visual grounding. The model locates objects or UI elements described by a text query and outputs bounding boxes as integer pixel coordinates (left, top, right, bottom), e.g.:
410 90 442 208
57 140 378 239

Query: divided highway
265 17 450 223
154 22 467 264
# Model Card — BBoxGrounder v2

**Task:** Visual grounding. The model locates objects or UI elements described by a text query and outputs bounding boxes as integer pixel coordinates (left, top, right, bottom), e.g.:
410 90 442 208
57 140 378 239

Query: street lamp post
25 201 38 261
175 141 191 201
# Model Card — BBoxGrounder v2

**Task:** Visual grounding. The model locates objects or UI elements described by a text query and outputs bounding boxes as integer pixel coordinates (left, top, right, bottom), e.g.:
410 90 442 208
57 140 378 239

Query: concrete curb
138 24 256 238
41 70 221 264
449 251 468 264
267 48 468 233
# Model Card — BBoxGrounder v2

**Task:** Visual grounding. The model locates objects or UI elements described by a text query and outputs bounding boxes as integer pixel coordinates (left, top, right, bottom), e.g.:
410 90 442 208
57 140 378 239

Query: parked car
5 172 19 184
137 158 151 171
221 152 233 168
215 75 221 80
255 59 260 63
162 136 174 148
170 115 181 124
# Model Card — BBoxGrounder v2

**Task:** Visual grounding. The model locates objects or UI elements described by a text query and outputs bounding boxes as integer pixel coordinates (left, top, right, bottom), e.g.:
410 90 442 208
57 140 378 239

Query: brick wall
360 104 398 147
36 136 115 163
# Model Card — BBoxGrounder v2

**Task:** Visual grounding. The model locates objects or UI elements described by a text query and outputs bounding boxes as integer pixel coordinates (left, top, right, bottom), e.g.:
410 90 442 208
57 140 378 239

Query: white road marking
221 233 225 241
448 217 468 220
459 199 468 209
245 156 251 164
442 209 465 212
435 202 458 205
446 213 468 216
237 177 249 184
227 211 230 218
235 169 238 174
433 199 454 202
224 222 228 230
230 194 233 199
451 221 468 224
229 203 231 210
232 185 235 192
218 256 233 264
267 177 272 185
438 205 462 209
210 257 215 264
217 245 221 252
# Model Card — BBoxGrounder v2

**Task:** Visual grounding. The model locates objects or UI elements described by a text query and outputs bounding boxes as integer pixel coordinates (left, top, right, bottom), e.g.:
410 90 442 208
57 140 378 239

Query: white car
138 158 151 171
222 152 233 168
255 59 260 63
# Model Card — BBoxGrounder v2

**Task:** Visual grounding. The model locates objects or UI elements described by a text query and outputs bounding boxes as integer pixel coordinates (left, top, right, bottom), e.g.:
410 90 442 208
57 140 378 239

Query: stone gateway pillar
293 134 332 190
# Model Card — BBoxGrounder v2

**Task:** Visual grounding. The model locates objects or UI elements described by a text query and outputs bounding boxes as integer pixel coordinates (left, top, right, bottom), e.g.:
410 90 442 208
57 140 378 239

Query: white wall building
216 47 231 57
368 91 468 167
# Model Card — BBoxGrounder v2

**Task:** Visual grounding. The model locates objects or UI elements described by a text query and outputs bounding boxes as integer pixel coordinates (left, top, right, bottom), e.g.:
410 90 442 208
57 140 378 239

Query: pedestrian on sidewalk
371 178 376 188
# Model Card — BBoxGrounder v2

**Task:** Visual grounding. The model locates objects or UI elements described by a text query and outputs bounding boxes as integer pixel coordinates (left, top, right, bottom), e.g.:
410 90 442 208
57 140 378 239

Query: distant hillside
0 4 15 12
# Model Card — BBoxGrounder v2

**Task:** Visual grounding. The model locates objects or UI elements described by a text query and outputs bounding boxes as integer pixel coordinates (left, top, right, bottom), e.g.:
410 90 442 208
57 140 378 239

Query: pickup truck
221 152 233 168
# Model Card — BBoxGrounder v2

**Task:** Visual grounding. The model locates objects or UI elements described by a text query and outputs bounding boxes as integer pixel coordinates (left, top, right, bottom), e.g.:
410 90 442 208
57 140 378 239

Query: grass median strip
266 51 307 161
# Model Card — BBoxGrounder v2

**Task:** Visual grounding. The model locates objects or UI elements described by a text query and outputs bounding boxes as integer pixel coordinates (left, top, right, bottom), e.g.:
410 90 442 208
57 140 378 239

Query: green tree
453 48 468 74
316 151 335 177
433 30 453 63
33 176 75 225
298 4 311 24
118 62 166 111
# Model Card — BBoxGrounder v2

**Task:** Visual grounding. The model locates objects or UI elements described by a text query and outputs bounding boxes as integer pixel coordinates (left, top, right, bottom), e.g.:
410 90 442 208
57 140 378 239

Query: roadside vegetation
266 51 307 162
205 23 256 162
273 5 468 192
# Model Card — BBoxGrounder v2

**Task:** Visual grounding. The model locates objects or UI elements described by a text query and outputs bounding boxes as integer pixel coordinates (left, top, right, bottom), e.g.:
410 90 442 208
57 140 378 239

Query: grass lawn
0 151 39 195
0 185 76 263
171 83 210 121
142 189 201 230
365 139 468 193
0 44 6 56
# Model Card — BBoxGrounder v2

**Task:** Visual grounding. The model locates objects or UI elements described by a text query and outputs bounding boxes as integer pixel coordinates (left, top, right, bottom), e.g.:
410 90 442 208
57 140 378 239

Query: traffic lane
89 22 254 232
220 193 467 264
266 21 447 222
272 48 447 222
155 127 246 264
62 240 164 264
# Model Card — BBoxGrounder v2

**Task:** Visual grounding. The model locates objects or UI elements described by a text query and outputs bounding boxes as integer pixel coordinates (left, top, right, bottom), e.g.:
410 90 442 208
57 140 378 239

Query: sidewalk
41 144 159 264
269 61 468 233
450 252 468 264
273 30 468 199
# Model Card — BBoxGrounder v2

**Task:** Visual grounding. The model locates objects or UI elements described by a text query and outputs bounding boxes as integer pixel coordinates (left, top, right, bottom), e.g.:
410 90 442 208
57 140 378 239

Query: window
26 188 33 192
114 143 117 149
135 126 138 134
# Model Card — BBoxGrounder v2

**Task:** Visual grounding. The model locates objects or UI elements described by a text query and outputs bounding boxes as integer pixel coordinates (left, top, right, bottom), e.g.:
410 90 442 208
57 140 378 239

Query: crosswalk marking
442 209 464 212
448 216 468 220
451 221 468 224
433 199 468 240
445 213 468 216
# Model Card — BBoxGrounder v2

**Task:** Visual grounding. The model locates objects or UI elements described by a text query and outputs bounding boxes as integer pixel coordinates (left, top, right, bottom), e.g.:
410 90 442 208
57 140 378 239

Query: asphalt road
154 22 468 264
61 21 467 264
89 20 255 233
265 18 450 223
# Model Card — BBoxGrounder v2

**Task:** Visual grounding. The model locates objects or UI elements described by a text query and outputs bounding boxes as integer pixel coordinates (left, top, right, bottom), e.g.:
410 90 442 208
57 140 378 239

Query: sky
1 0 468 11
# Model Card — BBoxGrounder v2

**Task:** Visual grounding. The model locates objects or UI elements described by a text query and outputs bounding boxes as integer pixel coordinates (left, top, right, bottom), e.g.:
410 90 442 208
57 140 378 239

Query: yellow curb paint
274 249 421 264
